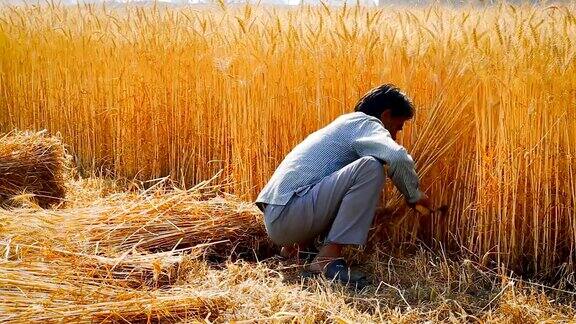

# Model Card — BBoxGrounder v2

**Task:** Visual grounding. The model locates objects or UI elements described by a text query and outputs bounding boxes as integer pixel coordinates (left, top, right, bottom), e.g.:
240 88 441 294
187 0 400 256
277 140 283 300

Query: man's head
354 84 415 140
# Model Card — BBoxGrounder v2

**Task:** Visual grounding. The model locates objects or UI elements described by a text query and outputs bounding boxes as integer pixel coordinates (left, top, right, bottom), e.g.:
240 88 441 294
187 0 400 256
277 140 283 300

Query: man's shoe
302 258 370 289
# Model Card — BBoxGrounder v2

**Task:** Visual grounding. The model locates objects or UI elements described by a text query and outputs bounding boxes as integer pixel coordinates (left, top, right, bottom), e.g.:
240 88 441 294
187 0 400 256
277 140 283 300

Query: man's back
256 112 366 206
257 111 421 207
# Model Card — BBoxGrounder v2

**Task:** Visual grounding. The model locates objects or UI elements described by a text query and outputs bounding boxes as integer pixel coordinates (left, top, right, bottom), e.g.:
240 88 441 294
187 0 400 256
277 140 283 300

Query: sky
0 0 565 7
0 0 499 6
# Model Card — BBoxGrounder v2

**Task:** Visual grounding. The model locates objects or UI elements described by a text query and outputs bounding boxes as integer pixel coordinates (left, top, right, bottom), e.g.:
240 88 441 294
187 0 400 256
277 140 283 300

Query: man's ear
380 109 391 122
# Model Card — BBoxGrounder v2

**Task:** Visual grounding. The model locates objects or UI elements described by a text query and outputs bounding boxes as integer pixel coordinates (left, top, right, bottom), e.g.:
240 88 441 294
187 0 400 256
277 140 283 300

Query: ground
2 177 574 322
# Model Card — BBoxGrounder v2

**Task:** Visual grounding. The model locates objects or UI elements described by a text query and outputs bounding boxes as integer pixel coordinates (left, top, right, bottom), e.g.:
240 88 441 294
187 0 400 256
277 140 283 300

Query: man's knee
265 217 298 246
358 156 383 169
356 156 385 184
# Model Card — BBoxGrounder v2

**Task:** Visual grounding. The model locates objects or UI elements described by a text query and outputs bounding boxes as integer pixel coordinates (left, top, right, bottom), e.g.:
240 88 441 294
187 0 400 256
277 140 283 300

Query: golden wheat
0 3 574 275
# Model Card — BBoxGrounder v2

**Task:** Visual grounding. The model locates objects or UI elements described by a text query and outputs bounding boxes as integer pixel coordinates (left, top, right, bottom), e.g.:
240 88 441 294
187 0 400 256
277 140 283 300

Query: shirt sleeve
351 119 423 204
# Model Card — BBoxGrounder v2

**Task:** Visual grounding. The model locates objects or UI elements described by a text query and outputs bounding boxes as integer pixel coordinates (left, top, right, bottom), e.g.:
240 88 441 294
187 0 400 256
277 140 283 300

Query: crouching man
255 84 432 286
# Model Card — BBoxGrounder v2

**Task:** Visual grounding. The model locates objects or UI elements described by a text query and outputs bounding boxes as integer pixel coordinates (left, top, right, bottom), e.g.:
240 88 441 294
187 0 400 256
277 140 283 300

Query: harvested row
0 259 229 322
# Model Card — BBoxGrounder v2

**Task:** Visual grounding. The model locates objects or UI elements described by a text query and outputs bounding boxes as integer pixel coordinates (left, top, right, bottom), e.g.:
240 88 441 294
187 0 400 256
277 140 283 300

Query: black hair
353 84 415 119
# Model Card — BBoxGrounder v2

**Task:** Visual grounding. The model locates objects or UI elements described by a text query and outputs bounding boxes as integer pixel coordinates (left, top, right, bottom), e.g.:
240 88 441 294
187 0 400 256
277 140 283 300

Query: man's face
380 110 410 141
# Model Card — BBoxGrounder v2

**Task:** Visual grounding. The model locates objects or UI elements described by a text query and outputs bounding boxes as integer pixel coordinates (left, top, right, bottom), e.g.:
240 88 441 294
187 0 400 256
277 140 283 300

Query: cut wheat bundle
72 189 268 256
0 131 70 208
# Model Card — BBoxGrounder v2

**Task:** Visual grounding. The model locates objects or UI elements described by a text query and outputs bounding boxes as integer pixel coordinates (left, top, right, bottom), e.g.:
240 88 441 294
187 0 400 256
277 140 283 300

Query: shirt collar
356 111 384 126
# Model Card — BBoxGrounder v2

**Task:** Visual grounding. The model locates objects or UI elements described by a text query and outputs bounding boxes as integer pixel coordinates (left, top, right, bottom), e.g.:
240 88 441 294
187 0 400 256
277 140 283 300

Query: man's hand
410 193 433 216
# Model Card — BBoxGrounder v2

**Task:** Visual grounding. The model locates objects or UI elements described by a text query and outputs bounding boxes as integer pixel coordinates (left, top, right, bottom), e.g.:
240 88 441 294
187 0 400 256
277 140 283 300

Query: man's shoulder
308 112 384 140
331 112 365 122
332 112 384 129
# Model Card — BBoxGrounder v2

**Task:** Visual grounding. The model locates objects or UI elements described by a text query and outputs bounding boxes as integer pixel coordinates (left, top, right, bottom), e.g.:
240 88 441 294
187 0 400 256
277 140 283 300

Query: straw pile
0 178 267 322
0 131 70 208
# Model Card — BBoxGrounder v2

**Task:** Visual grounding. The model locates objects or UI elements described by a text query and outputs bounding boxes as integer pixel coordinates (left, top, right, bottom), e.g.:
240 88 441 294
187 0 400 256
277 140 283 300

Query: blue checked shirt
256 112 423 207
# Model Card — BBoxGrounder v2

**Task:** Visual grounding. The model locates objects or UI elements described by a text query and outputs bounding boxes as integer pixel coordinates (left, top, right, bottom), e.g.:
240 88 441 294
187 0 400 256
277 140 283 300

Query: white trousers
263 156 385 246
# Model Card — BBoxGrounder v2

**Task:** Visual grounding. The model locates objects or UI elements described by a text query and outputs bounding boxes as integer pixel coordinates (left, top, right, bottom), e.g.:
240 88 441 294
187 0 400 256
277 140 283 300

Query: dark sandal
301 259 371 289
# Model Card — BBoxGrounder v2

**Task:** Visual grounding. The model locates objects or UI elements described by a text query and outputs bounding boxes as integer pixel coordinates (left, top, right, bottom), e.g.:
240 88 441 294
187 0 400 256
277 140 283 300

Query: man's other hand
410 194 433 215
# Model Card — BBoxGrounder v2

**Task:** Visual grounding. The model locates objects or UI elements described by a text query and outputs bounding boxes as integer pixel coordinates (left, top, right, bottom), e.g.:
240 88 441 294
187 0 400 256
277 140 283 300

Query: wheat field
1 1 575 278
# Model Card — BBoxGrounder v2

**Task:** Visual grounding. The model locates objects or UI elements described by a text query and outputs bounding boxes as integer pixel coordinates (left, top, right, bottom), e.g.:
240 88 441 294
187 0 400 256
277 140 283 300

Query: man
255 84 432 285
